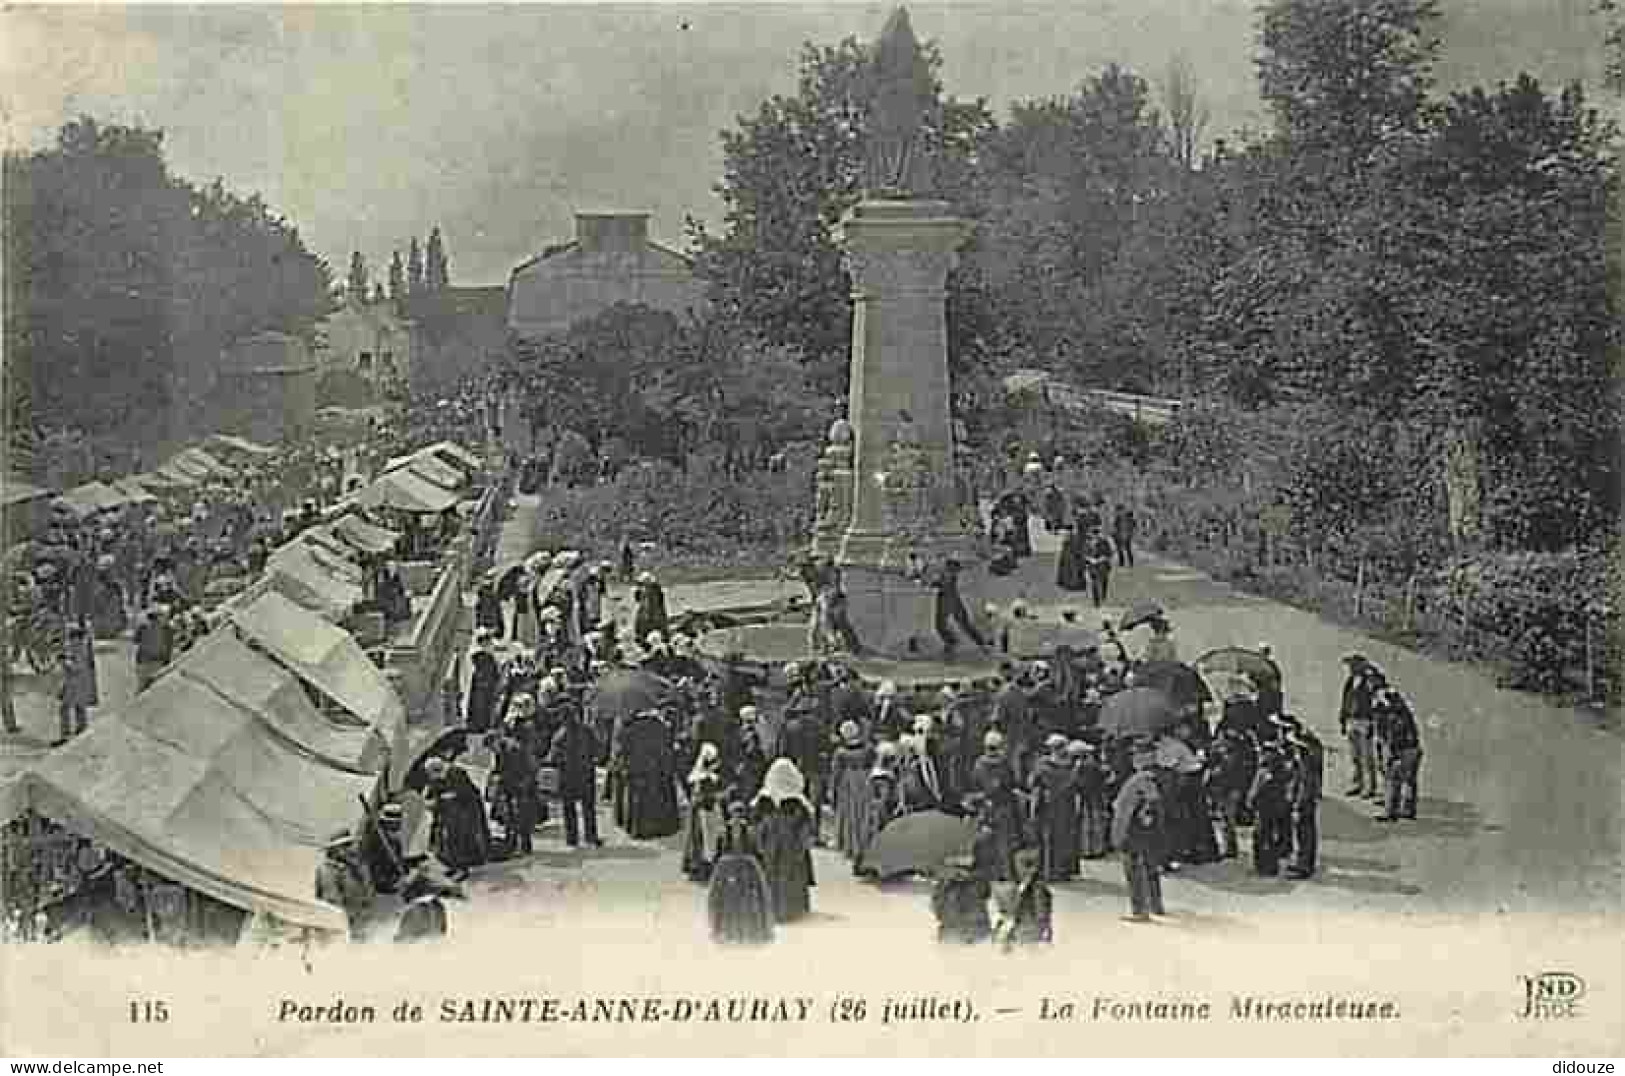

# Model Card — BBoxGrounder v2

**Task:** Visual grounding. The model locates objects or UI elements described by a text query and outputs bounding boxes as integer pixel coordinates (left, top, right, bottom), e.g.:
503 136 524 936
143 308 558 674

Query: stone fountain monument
812 6 988 658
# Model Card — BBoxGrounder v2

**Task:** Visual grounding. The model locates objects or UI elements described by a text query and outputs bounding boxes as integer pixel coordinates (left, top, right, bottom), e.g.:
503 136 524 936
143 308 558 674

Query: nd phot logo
1518 971 1585 1019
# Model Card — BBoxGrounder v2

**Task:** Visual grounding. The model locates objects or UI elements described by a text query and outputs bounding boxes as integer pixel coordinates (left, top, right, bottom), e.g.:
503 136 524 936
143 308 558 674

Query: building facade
214 332 319 444
315 296 414 389
506 211 705 341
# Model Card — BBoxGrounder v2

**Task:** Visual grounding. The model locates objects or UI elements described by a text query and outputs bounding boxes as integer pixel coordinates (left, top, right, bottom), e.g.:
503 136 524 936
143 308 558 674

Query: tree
388 250 405 305
3 115 329 460
972 64 1177 385
1162 53 1209 170
347 251 369 304
1257 0 1440 164
426 226 449 290
1599 0 1625 93
688 34 995 393
407 237 424 295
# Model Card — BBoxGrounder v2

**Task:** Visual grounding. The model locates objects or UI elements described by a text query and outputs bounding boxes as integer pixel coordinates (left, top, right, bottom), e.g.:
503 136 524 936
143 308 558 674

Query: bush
1434 545 1620 694
530 457 815 576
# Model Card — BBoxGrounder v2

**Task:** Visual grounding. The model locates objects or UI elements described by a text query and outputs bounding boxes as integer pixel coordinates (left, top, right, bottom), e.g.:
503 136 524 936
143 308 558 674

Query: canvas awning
263 545 364 620
353 468 460 514
300 526 362 565
331 514 401 555
154 464 198 488
230 591 408 782
112 479 159 505
1 477 52 508
399 456 465 490
208 433 276 458
55 481 128 516
176 631 387 775
284 532 366 583
163 455 213 482
1 669 373 932
179 447 235 479
424 441 483 471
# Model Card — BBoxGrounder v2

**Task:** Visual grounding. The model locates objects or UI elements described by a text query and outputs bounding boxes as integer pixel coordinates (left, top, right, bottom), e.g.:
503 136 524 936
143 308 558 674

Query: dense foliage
3 117 332 465
686 0 1618 566
509 305 829 474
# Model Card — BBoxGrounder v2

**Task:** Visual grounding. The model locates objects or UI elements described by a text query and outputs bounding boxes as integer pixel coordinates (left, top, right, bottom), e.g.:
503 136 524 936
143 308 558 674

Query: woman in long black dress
1056 523 1091 592
706 802 774 945
424 757 490 881
751 759 815 924
465 630 501 732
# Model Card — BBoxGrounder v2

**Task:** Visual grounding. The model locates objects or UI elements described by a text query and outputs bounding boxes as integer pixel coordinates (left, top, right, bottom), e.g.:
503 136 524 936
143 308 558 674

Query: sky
1 1 1611 286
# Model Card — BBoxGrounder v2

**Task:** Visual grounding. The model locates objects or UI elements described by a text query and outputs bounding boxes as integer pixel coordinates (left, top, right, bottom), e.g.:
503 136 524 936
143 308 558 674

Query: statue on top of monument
862 7 938 198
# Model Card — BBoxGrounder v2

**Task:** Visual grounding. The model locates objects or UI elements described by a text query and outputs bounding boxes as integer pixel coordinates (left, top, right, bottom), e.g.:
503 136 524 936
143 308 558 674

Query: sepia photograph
0 0 1620 1058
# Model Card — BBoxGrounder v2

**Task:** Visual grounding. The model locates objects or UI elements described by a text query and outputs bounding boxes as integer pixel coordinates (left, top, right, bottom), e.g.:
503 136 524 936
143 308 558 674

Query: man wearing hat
781 695 829 839
1338 654 1381 800
1111 743 1167 921
1246 722 1296 876
1373 684 1423 822
54 622 96 745
1278 715 1323 879
132 604 173 692
929 557 987 660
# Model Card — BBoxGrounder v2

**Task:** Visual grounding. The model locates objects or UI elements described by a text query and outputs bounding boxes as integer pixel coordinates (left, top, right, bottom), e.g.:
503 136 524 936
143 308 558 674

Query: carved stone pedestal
831 198 986 658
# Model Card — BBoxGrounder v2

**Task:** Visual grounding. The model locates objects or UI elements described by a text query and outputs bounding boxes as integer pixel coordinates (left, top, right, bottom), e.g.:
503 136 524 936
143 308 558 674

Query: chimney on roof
576 211 649 254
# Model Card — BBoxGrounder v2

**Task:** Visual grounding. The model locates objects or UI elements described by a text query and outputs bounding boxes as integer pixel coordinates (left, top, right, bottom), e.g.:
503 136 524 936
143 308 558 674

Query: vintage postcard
0 0 1620 1058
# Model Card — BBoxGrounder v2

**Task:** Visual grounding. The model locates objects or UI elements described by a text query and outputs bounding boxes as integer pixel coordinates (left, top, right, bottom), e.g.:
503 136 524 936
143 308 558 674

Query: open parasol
1193 647 1282 688
861 810 977 880
1134 660 1211 710
1098 686 1179 739
587 669 674 729
1119 601 1166 631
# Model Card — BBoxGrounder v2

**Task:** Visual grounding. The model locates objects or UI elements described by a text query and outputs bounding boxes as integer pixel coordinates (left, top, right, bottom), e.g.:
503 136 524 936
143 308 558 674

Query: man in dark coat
930 558 987 658
991 665 1036 782
548 705 603 847
1374 685 1423 822
1338 654 1381 801
492 719 542 856
1111 504 1137 568
779 701 828 838
1280 715 1323 878
1246 737 1294 877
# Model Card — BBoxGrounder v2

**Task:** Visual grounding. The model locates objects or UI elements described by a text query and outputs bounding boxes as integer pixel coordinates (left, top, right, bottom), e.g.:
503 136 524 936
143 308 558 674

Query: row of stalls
0 439 494 947
5 436 277 550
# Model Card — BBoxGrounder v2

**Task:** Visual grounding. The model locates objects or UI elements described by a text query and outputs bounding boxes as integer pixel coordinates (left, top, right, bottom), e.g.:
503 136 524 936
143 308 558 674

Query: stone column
834 198 981 657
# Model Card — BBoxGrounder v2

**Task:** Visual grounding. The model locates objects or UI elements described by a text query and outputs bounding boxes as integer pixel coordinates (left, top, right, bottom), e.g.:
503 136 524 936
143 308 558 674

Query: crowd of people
392 535 1427 948
0 384 509 746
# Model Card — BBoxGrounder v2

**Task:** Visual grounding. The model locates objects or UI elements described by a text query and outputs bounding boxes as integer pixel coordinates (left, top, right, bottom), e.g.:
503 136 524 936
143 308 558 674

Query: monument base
837 562 994 661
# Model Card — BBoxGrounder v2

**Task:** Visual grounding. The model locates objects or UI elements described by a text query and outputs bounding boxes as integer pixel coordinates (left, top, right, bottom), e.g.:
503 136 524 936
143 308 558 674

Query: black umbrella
588 669 675 729
862 810 977 880
1135 660 1211 709
1119 601 1165 631
1098 686 1179 739
1193 647 1282 688
402 727 473 792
